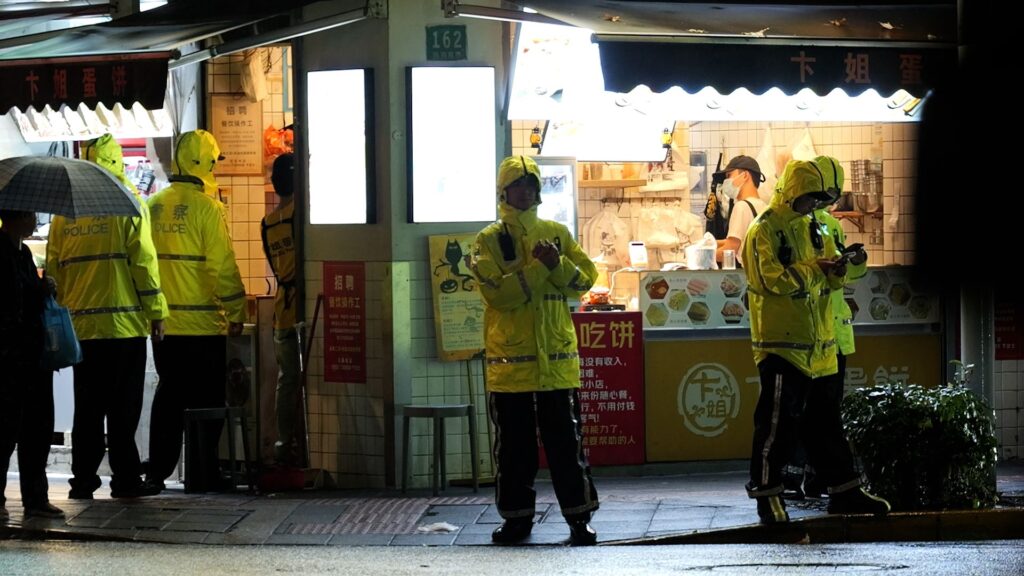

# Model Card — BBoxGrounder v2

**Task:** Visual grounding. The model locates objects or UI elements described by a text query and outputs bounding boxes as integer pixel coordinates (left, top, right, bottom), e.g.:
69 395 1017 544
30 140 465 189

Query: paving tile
327 533 395 546
591 509 655 522
478 505 548 525
595 531 647 542
517 532 568 546
457 522 497 535
594 501 658 510
287 503 348 523
72 527 141 539
104 509 181 530
530 522 570 535
453 532 494 546
162 521 238 533
263 533 333 545
389 533 458 546
134 530 210 544
648 518 713 532
589 520 649 534
65 517 110 528
420 504 487 521
709 510 756 529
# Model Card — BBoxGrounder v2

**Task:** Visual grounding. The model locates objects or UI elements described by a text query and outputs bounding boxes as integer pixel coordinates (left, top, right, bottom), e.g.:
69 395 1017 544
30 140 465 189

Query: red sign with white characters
323 262 366 383
995 291 1024 360
572 311 645 466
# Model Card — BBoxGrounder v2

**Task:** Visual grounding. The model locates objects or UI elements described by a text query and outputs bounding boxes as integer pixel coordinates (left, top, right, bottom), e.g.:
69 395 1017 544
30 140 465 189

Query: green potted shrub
840 361 998 511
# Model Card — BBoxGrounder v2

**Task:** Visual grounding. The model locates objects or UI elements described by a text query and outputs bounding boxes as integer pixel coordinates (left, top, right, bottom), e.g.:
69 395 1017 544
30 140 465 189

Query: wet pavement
2 462 1023 546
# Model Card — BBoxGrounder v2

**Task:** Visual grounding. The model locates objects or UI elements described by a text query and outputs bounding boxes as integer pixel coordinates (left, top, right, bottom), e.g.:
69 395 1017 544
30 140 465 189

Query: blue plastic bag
41 294 82 370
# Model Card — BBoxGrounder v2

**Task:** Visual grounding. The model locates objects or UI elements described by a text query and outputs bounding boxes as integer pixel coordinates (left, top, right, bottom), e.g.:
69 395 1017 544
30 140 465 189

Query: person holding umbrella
1 209 64 519
46 134 168 500
141 130 247 494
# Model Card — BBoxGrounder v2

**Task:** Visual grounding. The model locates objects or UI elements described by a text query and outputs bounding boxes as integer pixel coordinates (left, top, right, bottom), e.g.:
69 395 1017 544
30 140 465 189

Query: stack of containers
850 159 882 213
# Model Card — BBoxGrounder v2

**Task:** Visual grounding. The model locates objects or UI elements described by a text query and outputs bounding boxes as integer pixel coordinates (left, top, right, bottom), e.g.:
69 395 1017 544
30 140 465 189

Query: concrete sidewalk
3 463 1023 546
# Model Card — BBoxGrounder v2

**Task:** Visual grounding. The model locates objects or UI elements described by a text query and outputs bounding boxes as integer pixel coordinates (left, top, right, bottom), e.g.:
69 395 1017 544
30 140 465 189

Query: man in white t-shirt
715 155 768 267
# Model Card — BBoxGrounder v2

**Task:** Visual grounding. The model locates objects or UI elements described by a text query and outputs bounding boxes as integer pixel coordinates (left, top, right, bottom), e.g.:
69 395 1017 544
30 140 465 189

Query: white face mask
721 176 741 200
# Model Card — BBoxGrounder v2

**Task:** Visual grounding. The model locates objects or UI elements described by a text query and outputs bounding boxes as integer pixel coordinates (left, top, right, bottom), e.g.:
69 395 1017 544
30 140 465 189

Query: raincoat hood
172 130 222 197
82 134 134 191
769 160 840 219
496 155 543 228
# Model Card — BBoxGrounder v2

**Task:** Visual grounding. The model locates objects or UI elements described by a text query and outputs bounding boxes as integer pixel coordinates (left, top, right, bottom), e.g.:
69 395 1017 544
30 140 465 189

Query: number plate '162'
426 25 467 61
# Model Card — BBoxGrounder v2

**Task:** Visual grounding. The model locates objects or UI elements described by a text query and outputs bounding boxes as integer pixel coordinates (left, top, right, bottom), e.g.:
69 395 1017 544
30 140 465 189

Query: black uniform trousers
147 335 226 485
69 337 147 495
489 388 599 521
0 366 54 509
748 353 860 497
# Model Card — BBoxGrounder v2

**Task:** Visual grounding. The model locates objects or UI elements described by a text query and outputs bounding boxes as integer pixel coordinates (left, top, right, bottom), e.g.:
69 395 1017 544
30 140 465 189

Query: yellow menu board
427 234 484 361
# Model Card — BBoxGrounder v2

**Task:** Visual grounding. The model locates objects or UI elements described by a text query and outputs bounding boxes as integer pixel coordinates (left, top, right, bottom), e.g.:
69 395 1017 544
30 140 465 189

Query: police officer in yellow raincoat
47 134 168 499
142 130 247 494
470 156 599 546
744 159 889 525
782 156 870 500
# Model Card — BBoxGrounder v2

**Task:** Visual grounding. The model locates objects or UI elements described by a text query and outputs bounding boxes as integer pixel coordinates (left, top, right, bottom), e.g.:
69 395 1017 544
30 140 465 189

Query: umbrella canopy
0 156 141 218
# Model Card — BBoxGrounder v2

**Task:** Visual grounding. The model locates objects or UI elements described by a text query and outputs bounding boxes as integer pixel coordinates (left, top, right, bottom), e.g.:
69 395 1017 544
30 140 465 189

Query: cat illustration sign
428 234 484 361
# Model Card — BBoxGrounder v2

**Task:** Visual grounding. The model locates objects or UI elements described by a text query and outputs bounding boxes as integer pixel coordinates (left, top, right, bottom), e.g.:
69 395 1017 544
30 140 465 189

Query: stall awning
0 14 268 113
0 0 321 113
594 39 957 96
511 1 958 97
0 51 173 113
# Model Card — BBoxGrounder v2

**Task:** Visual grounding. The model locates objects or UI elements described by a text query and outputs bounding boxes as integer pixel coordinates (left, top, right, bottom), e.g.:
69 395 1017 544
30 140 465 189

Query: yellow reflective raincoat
171 129 222 200
148 130 247 335
811 156 866 356
743 160 845 378
47 134 168 340
471 156 597 393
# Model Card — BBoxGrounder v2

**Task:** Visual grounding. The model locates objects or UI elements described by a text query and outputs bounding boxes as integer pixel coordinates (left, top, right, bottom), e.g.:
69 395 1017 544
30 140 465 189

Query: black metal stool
183 407 254 492
401 404 479 496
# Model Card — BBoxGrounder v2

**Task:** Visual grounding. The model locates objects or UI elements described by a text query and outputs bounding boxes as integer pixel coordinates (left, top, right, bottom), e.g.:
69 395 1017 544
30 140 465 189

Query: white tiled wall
300 259 491 488
512 120 919 268
406 261 492 487
994 360 1023 461
207 47 293 297
302 260 388 487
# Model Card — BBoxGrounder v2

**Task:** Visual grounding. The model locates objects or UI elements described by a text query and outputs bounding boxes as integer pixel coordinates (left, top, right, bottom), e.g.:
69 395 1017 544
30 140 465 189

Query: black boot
803 475 825 499
781 473 805 500
756 495 790 525
491 518 533 544
827 487 891 515
567 519 597 546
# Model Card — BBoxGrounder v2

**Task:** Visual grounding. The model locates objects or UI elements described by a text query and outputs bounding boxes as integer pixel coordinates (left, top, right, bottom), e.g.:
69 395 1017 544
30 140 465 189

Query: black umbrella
0 156 141 218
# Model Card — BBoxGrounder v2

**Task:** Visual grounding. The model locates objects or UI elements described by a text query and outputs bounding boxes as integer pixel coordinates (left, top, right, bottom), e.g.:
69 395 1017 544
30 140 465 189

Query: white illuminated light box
307 68 375 224
408 66 496 223
539 102 673 162
533 156 577 239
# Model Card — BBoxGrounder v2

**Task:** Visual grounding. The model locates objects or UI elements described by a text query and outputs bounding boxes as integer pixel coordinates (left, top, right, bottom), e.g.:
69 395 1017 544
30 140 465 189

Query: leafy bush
841 381 998 511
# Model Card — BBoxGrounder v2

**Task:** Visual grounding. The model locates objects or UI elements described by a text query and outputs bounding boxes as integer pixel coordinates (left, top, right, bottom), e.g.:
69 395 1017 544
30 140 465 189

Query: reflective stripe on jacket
47 204 168 340
261 200 297 329
815 210 866 356
471 156 597 393
148 181 247 335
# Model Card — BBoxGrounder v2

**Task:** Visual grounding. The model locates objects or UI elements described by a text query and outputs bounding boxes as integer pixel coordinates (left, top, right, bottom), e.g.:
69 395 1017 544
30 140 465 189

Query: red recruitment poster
572 311 645 466
322 262 366 383
995 291 1024 360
